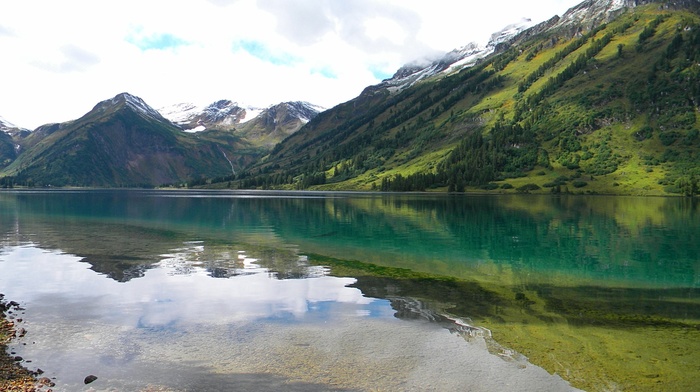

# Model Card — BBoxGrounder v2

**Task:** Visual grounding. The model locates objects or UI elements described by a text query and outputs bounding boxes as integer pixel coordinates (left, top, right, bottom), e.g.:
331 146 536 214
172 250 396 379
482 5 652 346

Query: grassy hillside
215 4 700 195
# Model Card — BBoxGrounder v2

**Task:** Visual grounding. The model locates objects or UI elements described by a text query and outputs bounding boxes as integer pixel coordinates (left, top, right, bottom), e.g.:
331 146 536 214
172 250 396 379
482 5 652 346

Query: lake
0 190 698 391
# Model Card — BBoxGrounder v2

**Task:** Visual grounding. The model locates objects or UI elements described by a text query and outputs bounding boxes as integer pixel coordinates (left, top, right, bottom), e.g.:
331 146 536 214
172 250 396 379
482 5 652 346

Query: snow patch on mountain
158 102 201 124
443 43 490 75
93 93 167 123
0 115 17 130
159 100 264 132
489 19 538 43
159 100 324 132
285 101 326 123
0 115 30 136
380 18 534 93
117 93 166 121
184 125 206 133
551 0 632 31
238 107 263 124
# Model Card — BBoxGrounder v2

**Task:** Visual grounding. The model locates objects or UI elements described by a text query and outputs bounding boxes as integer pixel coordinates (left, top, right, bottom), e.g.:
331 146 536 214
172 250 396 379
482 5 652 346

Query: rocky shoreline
0 294 52 392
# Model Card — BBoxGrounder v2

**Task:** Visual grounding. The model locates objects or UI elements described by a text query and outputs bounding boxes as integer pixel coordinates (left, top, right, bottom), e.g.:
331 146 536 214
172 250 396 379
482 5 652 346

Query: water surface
0 190 698 391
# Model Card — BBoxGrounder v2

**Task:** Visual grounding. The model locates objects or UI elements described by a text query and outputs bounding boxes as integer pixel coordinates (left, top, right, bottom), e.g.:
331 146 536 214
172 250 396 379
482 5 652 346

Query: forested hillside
215 2 700 196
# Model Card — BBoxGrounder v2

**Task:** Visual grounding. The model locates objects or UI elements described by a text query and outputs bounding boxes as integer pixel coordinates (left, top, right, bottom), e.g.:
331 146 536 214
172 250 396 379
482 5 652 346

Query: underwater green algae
310 254 700 392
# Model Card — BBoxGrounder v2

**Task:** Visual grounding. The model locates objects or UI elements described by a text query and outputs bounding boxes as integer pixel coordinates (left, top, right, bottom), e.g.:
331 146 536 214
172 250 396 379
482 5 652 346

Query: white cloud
0 0 583 129
31 44 101 73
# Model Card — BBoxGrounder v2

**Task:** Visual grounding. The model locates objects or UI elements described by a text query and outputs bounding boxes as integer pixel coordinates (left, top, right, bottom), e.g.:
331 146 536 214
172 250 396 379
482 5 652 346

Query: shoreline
0 185 693 197
0 294 45 391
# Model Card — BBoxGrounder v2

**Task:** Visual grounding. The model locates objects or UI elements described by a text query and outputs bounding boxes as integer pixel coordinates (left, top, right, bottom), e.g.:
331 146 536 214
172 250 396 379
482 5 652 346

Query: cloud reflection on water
0 243 378 331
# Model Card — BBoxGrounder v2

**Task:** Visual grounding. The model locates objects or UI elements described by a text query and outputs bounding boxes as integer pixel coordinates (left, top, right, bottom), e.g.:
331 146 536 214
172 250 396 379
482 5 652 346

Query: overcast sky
1 0 582 129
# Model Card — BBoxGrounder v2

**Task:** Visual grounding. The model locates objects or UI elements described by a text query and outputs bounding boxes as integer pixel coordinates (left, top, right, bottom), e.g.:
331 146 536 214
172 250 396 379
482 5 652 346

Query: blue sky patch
233 40 300 66
369 66 393 81
311 66 338 79
127 32 189 51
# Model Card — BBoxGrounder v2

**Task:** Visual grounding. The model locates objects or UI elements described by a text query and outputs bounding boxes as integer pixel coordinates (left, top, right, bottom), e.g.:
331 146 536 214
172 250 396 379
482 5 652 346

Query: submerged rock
84 374 98 384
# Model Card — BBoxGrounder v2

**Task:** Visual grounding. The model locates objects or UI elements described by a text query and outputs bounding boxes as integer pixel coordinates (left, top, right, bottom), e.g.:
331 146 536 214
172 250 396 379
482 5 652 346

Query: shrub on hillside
517 183 541 193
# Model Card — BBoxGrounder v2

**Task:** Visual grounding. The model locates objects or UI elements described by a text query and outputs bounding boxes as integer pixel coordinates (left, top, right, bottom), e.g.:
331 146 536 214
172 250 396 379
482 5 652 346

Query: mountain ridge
0 92 324 187
159 100 323 134
222 0 700 196
159 100 253 132
378 19 535 94
0 93 250 187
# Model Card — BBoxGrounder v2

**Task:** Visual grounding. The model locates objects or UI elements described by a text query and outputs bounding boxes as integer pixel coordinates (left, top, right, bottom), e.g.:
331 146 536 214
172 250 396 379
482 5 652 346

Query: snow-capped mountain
0 115 16 132
0 115 27 134
0 115 31 141
159 100 324 137
234 101 325 148
551 0 699 32
276 101 325 123
159 100 263 133
372 0 672 95
552 0 633 32
379 18 535 93
93 92 167 123
1 92 262 187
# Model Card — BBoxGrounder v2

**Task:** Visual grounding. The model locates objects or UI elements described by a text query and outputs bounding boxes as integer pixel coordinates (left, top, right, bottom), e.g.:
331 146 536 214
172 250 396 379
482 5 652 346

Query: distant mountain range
0 93 322 187
159 100 324 148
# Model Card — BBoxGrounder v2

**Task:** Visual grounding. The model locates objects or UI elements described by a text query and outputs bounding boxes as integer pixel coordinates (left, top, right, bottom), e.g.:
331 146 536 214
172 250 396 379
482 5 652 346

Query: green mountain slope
0 93 260 187
0 132 16 171
223 1 700 196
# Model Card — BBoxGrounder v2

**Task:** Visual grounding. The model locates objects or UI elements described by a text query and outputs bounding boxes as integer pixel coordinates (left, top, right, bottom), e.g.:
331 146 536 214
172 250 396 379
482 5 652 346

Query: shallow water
0 244 576 391
0 190 698 391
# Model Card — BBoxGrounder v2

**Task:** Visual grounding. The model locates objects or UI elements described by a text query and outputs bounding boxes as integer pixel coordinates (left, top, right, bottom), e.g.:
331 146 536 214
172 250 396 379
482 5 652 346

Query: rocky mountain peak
547 0 700 33
486 18 535 49
158 100 254 132
231 101 324 148
200 100 246 126
551 0 632 32
0 115 16 130
377 19 534 93
0 115 30 138
159 100 324 134
93 92 166 122
281 101 325 123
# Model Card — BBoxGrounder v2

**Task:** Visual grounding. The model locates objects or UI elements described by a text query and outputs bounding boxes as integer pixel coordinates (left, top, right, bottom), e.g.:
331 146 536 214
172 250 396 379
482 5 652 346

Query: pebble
38 377 55 387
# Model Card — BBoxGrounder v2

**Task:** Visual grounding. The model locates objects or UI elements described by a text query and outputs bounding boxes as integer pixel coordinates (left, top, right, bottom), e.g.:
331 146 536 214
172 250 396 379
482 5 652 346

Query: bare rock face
551 0 633 35
552 0 700 35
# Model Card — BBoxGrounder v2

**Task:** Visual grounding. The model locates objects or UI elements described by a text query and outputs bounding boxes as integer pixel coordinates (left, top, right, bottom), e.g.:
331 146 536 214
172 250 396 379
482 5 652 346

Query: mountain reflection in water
0 190 697 391
0 242 576 391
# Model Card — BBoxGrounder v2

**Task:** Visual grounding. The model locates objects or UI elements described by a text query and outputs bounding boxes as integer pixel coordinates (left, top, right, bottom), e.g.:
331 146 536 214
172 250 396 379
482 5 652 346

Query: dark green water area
0 190 697 391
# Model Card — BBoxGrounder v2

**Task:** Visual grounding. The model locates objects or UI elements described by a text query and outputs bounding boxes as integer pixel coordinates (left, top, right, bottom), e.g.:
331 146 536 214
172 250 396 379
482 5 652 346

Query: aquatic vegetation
311 254 700 391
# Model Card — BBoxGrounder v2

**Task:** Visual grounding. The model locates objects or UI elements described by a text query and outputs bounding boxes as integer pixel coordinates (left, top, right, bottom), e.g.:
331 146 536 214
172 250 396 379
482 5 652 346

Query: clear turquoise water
0 190 698 391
